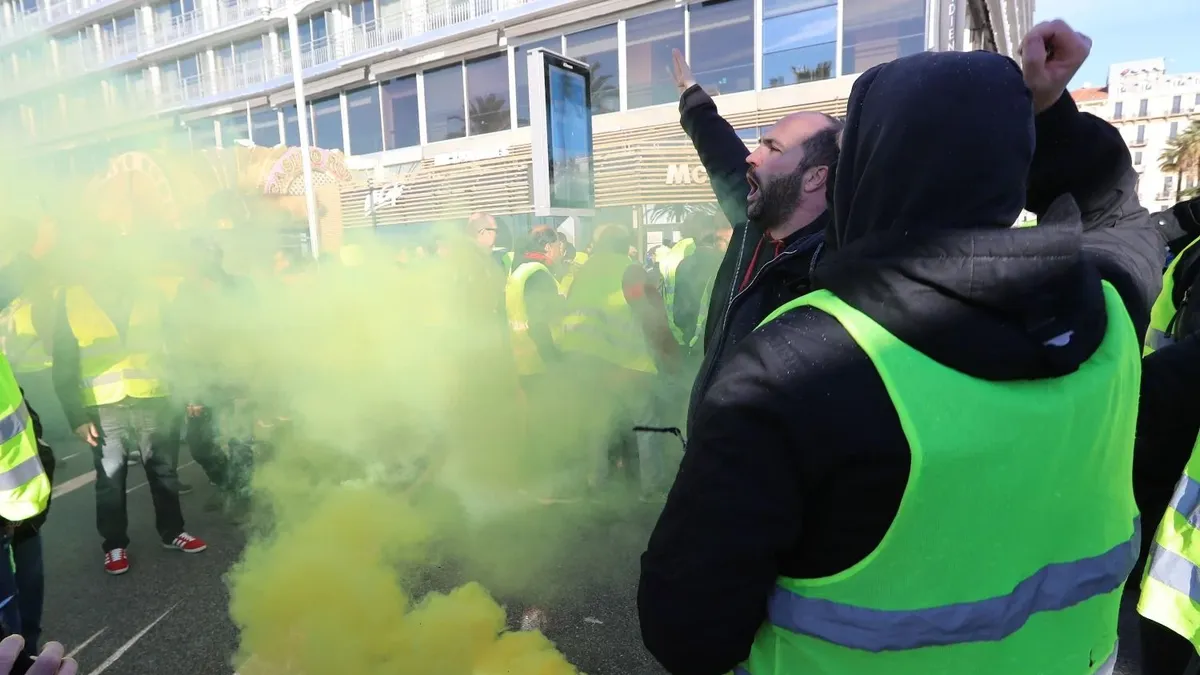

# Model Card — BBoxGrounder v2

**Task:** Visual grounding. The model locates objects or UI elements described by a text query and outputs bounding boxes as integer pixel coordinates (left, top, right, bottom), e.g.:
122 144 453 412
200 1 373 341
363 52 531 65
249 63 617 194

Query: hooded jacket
639 51 1164 675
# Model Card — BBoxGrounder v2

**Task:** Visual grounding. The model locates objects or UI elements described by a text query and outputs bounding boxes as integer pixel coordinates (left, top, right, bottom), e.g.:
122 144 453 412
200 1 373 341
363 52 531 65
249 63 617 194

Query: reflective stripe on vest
0 354 49 523
1137 432 1200 649
766 517 1140 651
65 286 169 407
742 283 1140 675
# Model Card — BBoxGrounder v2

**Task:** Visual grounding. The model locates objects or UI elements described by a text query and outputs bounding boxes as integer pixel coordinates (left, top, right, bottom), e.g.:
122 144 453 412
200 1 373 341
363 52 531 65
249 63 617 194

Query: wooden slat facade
340 97 845 228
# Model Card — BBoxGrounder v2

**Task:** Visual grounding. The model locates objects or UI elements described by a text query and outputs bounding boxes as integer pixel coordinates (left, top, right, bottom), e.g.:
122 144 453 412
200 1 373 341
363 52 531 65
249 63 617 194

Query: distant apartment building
1 0 1032 230
1073 58 1200 214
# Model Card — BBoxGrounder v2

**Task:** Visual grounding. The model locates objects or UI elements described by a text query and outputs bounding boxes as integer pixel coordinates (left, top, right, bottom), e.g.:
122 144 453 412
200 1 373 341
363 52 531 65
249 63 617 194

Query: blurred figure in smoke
673 211 733 354
560 225 679 499
506 225 565 404
50 233 206 575
468 211 512 272
170 238 255 517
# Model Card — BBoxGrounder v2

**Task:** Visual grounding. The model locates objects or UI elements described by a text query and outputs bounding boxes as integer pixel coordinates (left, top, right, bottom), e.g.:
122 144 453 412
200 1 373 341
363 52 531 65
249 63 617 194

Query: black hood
814 51 1108 381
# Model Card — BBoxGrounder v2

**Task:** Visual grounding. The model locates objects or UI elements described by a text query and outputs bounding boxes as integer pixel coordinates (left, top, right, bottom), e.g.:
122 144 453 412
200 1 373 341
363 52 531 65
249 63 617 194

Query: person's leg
134 400 186 544
93 405 132 553
12 534 42 657
630 372 666 497
1140 615 1195 674
186 406 229 490
0 537 21 644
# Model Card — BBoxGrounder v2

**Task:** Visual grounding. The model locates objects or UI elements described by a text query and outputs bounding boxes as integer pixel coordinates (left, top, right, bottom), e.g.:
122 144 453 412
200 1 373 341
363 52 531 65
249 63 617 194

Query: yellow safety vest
559 253 656 374
505 262 559 376
1146 238 1200 355
662 238 696 345
0 354 49 522
3 300 51 373
64 285 170 407
1139 431 1200 651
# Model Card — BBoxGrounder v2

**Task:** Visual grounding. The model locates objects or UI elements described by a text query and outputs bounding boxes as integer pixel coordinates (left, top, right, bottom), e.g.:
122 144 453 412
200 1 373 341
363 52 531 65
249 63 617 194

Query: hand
74 423 99 448
671 49 696 94
186 404 205 418
0 636 78 675
1019 19 1092 114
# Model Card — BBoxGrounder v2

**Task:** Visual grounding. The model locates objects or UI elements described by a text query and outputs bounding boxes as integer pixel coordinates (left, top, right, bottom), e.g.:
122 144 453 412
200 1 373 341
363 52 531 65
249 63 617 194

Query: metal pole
287 8 321 260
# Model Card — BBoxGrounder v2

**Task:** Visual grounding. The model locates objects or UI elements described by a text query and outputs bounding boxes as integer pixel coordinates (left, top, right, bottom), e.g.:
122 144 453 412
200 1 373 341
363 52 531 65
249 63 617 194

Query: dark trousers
0 534 41 659
185 405 254 497
92 399 185 552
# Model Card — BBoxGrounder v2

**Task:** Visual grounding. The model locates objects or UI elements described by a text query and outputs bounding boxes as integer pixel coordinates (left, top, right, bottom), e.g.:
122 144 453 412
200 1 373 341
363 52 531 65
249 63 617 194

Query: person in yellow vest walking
640 26 1165 674
51 266 206 575
559 224 680 499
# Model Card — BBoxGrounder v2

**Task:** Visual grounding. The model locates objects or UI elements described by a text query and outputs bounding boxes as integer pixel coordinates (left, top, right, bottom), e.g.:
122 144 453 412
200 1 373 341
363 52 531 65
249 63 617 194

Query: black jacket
640 53 1165 675
677 85 829 431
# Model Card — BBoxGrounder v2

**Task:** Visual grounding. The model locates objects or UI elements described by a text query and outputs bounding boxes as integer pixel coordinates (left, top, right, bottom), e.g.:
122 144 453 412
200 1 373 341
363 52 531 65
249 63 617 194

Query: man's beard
746 166 806 228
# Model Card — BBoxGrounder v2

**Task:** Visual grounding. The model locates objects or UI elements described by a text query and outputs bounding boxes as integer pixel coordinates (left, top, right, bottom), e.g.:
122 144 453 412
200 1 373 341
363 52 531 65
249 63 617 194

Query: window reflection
842 0 926 74
250 108 280 147
424 64 466 142
347 85 384 155
382 75 420 148
515 38 560 127
311 95 343 150
688 0 754 95
465 54 511 134
626 8 684 108
762 0 836 88
566 24 619 114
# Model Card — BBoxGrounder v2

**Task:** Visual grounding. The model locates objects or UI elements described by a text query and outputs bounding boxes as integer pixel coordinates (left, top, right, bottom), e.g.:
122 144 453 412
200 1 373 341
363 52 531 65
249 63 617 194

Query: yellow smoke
3 57 675 670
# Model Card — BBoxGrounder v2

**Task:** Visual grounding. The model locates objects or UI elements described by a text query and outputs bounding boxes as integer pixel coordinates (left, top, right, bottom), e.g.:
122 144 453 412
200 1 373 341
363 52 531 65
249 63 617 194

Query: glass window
1196 93 1200 107
191 120 216 147
1138 98 1148 117
565 24 619 114
220 112 248 147
351 0 375 26
179 54 200 80
465 54 511 134
1170 121 1179 139
216 45 234 74
1136 125 1145 143
346 85 383 154
689 0 754 95
515 38 560 127
1172 95 1182 115
1113 101 1123 119
1133 151 1142 166
283 103 300 145
381 75 419 148
311 95 343 150
626 8 684 108
842 0 925 74
235 37 264 65
762 0 836 88
251 108 280 146
424 64 465 142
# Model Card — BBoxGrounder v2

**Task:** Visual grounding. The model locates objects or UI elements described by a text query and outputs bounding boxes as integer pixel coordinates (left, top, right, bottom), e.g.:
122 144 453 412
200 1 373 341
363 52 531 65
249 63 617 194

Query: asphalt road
34 436 668 675
32 436 1153 675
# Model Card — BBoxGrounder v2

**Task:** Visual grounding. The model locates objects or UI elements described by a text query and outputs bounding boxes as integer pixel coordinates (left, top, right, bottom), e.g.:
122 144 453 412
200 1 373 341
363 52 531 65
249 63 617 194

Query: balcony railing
0 0 124 42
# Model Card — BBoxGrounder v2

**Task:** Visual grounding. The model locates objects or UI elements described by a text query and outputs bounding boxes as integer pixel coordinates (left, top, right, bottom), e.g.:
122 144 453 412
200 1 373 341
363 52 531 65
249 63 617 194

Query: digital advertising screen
528 49 595 217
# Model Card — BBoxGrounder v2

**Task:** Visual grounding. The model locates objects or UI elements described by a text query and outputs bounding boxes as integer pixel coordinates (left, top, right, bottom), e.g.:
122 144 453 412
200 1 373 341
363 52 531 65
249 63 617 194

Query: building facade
1073 58 1200 214
3 0 1031 234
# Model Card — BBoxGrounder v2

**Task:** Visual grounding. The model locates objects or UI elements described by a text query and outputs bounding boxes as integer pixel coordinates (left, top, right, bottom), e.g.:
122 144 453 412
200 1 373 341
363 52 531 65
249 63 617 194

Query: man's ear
804 165 829 193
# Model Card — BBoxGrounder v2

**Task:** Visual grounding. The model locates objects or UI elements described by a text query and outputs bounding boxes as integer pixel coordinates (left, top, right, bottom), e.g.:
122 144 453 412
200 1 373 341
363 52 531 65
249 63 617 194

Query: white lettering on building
665 163 709 186
363 183 405 215
433 146 511 166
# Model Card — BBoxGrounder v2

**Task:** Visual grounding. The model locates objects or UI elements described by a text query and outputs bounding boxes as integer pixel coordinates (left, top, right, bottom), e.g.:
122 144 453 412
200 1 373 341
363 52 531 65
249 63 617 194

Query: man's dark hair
800 117 843 173
592 224 634 255
519 225 560 258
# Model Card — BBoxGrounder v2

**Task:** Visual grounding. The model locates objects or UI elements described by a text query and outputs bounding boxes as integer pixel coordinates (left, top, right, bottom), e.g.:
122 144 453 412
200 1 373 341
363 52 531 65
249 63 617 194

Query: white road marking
126 460 196 493
86 602 179 675
52 471 96 499
67 628 107 659
59 451 83 462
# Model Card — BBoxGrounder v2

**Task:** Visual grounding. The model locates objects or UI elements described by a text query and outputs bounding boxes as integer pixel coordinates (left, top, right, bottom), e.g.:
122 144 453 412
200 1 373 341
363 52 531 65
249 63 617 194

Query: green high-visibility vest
0 354 49 523
559 253 656 374
3 299 51 374
1139 431 1200 651
502 251 515 276
505 262 558 376
739 282 1140 675
661 238 696 345
689 275 715 350
1146 238 1200 355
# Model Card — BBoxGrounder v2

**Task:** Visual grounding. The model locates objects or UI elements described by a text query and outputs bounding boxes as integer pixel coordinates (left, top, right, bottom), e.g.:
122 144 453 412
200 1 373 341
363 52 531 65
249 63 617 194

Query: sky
1033 0 1200 89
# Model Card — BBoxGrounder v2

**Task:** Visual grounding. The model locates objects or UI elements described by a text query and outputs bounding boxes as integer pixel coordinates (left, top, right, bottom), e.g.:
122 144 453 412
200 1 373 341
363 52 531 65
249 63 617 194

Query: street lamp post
286 7 321 260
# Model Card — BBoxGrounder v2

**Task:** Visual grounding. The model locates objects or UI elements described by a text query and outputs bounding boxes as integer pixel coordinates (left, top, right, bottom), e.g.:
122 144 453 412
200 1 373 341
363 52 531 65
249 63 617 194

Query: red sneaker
162 532 207 554
104 548 130 575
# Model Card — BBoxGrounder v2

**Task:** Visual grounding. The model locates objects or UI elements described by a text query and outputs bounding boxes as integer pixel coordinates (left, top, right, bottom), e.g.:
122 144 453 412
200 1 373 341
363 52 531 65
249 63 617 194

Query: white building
0 0 1032 230
1073 58 1200 214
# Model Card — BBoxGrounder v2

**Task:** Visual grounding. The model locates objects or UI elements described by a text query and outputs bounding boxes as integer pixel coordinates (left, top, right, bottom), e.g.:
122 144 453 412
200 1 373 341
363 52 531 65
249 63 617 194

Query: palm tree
645 202 719 224
1160 121 1200 203
573 57 618 114
466 94 510 135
